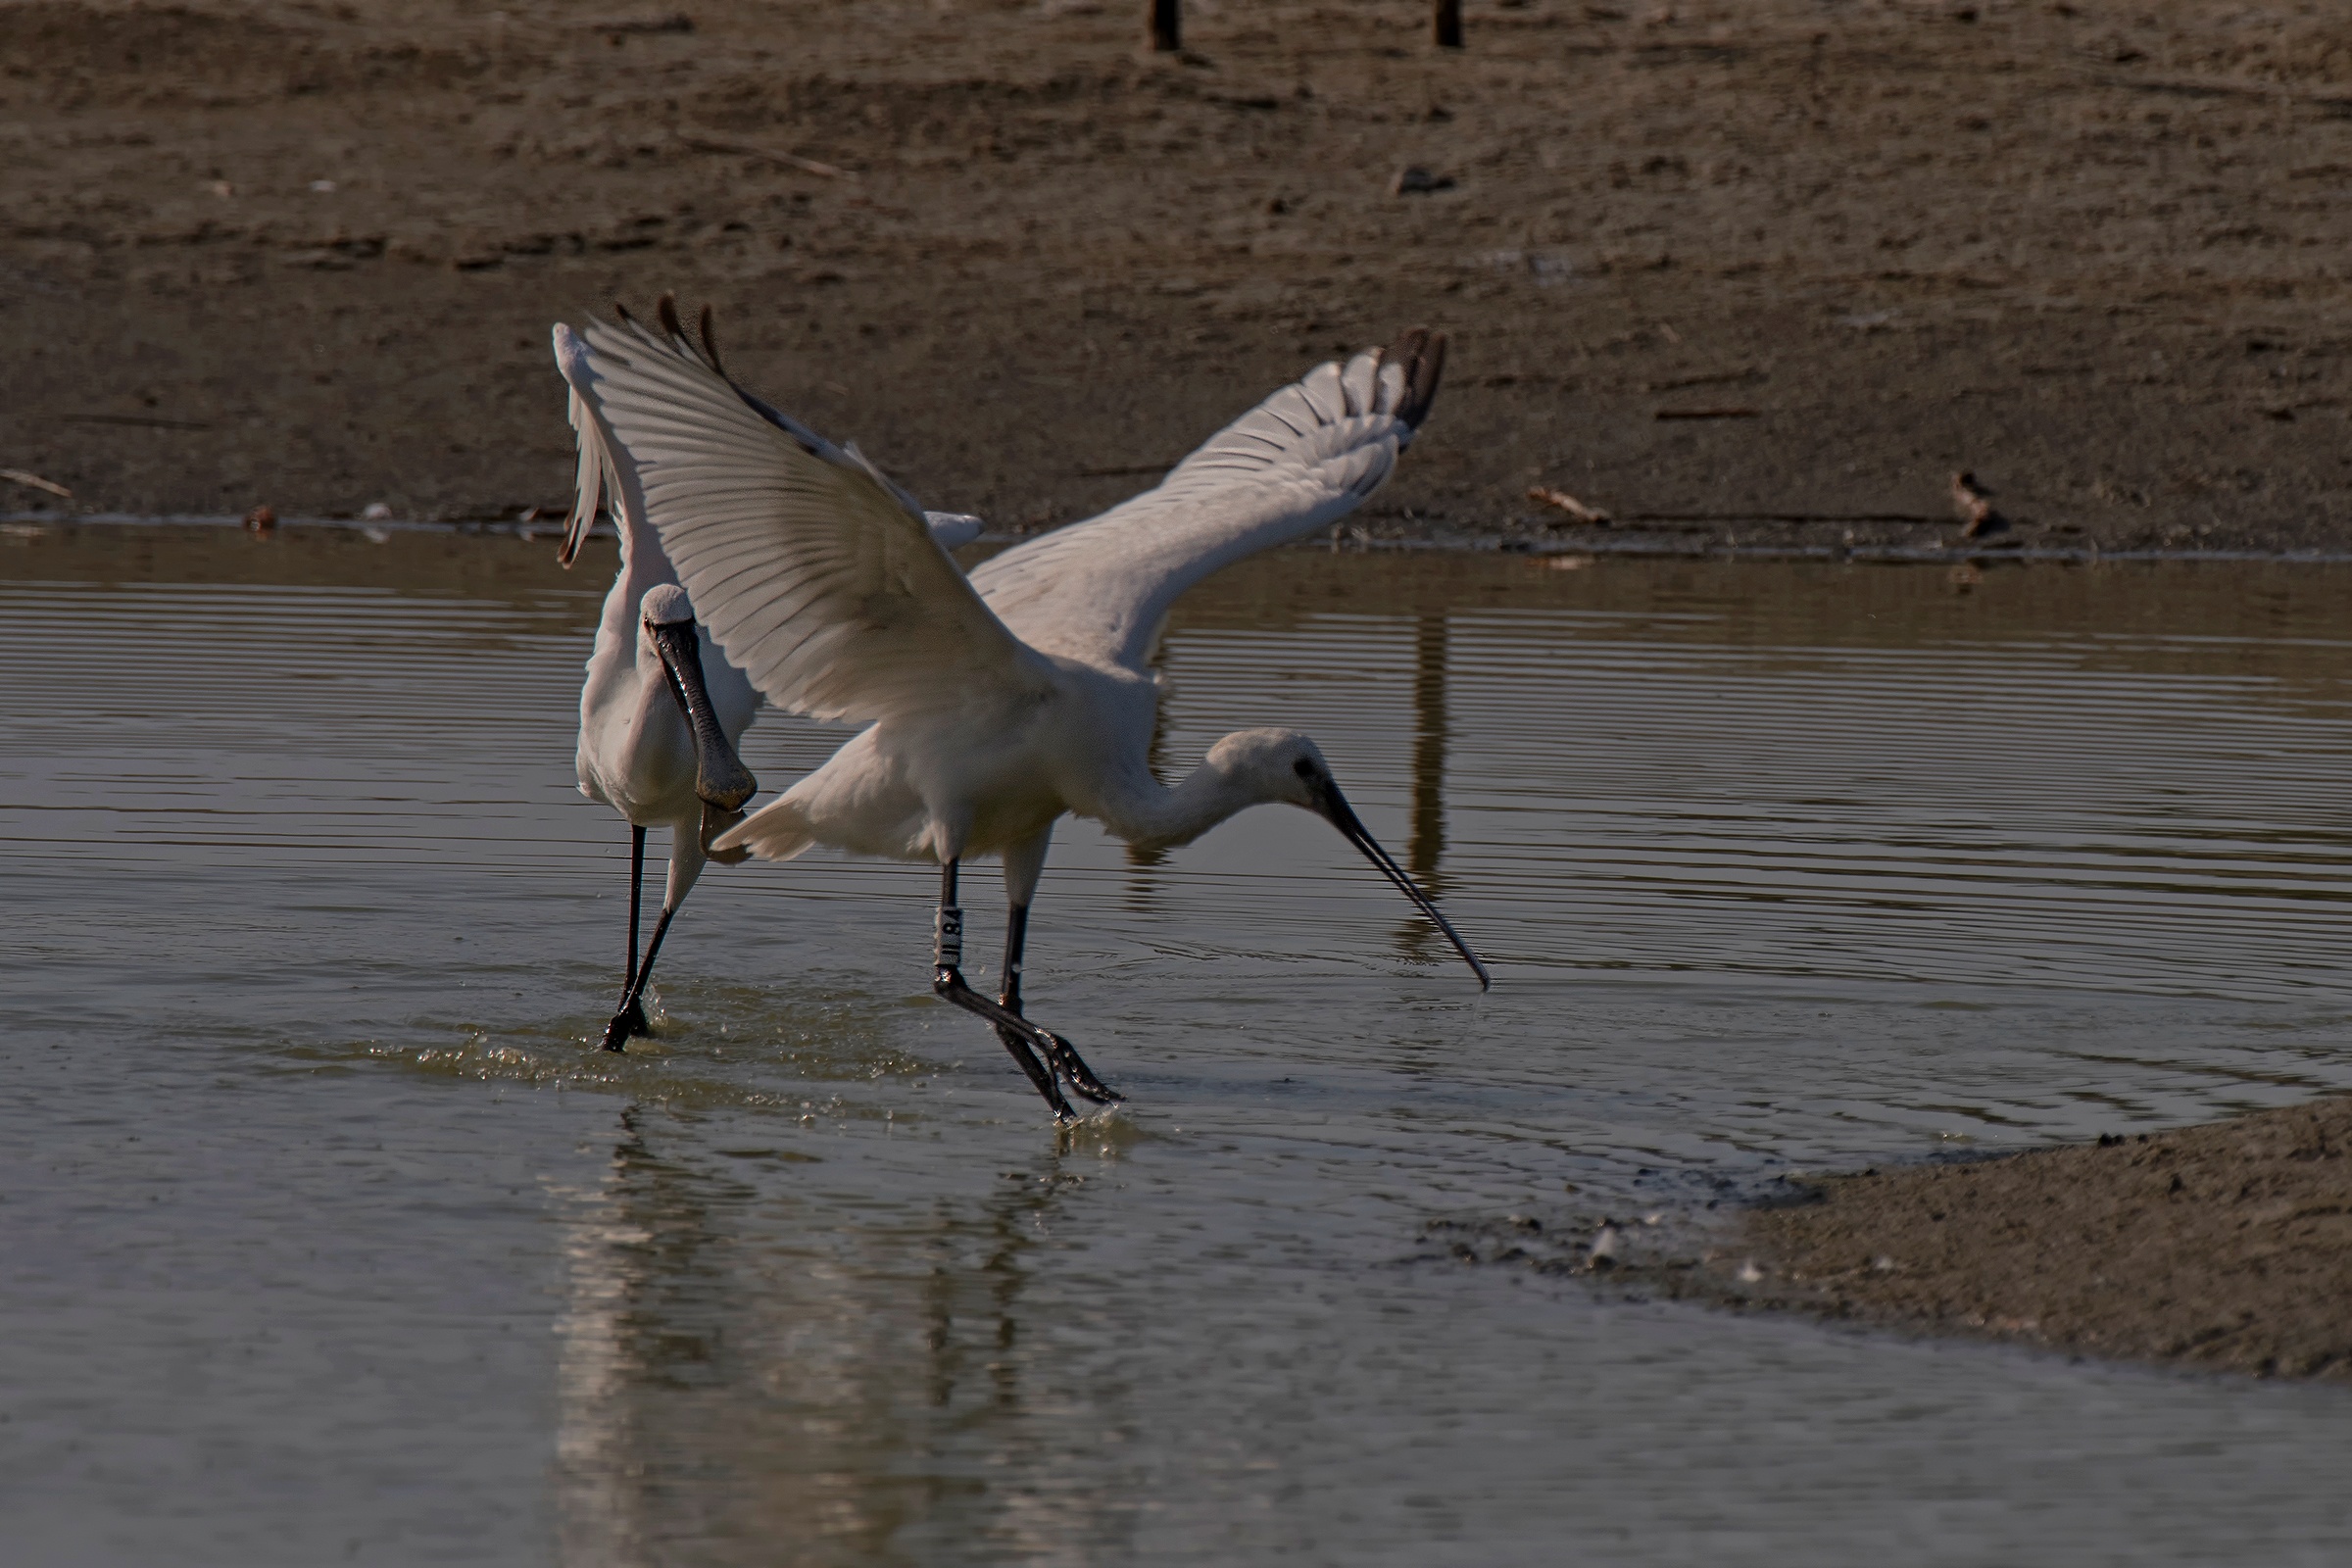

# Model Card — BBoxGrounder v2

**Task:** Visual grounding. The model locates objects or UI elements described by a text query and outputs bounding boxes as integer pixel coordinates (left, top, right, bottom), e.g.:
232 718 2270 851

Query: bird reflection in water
1401 610 1453 967
554 1106 1141 1565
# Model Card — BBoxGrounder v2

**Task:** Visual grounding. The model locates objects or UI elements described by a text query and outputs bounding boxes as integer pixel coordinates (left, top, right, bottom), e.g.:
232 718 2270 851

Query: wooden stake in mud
1149 0 1180 52
1434 0 1463 48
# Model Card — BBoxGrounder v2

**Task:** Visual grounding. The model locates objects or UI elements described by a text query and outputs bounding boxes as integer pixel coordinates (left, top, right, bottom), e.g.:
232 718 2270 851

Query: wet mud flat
1733 1097 2352 1383
4 0 2350 553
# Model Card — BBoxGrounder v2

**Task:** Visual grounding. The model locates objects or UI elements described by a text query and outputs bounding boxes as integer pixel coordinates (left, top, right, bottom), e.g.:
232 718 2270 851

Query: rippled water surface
8 526 2352 1565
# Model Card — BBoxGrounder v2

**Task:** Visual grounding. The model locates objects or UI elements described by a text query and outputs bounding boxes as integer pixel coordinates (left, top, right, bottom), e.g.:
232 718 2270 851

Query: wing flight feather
565 308 1050 725
967 329 1445 671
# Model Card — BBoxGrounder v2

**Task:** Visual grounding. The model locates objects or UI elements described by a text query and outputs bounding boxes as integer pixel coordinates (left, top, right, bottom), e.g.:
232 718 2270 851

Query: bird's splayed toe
1041 1030 1123 1104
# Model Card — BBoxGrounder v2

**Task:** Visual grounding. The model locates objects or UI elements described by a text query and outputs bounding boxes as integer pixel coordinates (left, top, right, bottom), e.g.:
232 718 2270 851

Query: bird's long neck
579 549 676 747
589 492 678 656
1102 759 1261 853
611 484 672 588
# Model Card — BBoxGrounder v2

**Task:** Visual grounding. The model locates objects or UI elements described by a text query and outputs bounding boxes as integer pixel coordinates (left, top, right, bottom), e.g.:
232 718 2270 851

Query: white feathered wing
565 309 1053 728
968 328 1446 673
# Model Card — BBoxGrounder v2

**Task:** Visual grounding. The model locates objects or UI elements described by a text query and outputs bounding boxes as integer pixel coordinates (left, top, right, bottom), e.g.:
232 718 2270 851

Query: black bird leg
999 902 1121 1105
604 902 679 1053
930 859 1078 1121
602 826 652 1052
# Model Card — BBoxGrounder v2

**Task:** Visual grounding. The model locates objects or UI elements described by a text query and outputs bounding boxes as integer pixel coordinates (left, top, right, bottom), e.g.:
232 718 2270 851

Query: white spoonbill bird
558 301 1488 1119
554 318 763 1052
554 307 990 1053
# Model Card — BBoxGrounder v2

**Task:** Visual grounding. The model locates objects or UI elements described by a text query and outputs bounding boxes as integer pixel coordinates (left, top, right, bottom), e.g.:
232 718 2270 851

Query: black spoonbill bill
557 301 1487 1117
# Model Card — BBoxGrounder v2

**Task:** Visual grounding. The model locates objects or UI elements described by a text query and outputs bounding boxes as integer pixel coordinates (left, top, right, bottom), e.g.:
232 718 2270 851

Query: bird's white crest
638 582 693 626
1201 728 1329 812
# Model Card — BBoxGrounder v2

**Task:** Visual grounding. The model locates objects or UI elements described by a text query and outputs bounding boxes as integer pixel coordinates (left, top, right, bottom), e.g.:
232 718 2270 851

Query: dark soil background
4 0 2349 553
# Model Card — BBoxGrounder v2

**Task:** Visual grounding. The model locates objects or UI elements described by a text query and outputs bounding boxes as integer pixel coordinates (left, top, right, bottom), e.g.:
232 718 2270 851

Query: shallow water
7 526 2352 1565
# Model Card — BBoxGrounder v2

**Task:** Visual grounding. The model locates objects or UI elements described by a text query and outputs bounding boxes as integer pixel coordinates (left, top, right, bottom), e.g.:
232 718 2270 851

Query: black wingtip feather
1380 326 1446 430
699 304 726 376
657 292 686 345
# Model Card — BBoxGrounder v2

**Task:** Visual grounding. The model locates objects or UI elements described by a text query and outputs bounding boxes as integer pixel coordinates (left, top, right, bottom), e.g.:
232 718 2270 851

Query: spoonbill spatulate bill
558 298 1488 1119
554 314 989 1053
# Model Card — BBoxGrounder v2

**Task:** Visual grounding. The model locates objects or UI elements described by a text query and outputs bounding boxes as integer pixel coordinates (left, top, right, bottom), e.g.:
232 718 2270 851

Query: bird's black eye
1293 758 1316 778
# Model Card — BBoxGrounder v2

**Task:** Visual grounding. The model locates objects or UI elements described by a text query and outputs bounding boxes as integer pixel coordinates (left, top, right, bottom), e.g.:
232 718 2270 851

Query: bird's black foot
936 966 1080 1121
600 995 650 1053
995 1023 1121 1108
1010 1037 1081 1125
1037 1028 1122 1104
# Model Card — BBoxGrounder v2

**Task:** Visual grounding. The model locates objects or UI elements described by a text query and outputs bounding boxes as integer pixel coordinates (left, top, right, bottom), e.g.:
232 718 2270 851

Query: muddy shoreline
5 1 2349 552
18 512 2352 573
1423 1099 2352 1387
1732 1098 2352 1383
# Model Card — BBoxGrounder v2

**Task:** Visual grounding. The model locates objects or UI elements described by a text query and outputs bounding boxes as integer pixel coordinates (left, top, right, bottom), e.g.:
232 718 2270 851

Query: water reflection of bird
554 1103 1117 1553
555 299 1489 1119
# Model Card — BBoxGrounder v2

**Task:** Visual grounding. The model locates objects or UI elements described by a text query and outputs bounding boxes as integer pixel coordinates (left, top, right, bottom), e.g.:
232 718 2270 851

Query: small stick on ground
1 467 72 499
1526 485 1612 525
676 133 848 179
1625 511 1944 525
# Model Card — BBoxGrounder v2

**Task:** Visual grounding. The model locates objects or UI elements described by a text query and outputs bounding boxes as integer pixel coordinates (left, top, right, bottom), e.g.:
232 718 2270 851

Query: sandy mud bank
1743 1097 2352 1382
